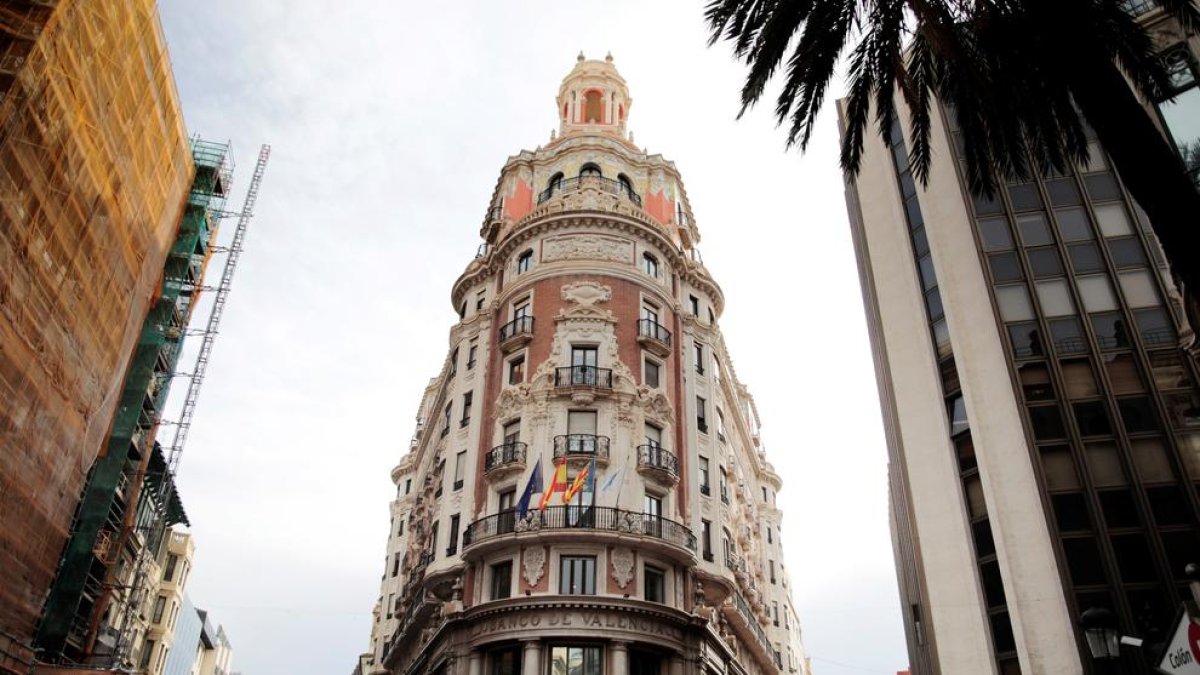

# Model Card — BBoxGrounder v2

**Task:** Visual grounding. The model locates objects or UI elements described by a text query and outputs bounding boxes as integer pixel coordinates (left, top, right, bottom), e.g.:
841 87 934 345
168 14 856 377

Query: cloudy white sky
157 2 905 674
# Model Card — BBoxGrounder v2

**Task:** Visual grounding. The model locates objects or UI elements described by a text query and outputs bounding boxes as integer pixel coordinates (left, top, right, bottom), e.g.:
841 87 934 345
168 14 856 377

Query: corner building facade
357 56 811 675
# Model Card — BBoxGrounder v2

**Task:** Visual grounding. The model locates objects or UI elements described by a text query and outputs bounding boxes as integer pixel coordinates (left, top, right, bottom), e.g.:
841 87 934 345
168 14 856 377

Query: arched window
547 172 565 191
583 89 603 123
618 174 633 197
579 163 601 178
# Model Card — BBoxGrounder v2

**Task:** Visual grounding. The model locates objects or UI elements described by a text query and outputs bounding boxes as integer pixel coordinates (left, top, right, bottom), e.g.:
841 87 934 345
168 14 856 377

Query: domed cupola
555 52 631 138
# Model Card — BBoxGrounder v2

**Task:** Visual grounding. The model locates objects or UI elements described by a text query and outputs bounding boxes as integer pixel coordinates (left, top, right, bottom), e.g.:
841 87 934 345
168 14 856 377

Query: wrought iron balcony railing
498 316 534 343
637 444 678 478
553 434 610 460
555 365 613 389
462 505 696 551
485 442 527 472
637 318 672 346
536 175 643 208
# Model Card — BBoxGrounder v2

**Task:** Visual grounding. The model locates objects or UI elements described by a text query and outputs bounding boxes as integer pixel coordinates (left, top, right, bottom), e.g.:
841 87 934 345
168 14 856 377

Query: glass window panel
941 357 960 394
1104 353 1144 394
1052 493 1093 532
1148 485 1191 526
1028 247 1064 278
948 396 969 436
1149 351 1188 389
926 287 944 320
996 285 1035 322
991 612 1017 654
1117 270 1160 308
1163 392 1200 429
932 319 952 357
1050 318 1087 354
1074 401 1113 436
1135 308 1175 348
1029 405 1067 441
1162 531 1200 583
956 435 977 471
972 518 995 557
988 252 1023 283
1084 173 1123 201
1159 88 1200 185
981 560 1007 608
1131 438 1175 483
974 192 1004 216
1112 534 1158 582
1008 323 1044 358
1091 312 1133 350
1036 279 1076 317
1062 359 1100 398
1100 490 1141 528
1007 183 1043 211
912 226 930 256
905 195 924 228
1076 275 1118 313
1016 213 1054 246
1019 364 1054 401
1063 537 1107 585
1177 433 1200 480
1040 445 1081 490
1108 237 1148 269
1055 208 1094 241
1086 443 1127 487
1079 140 1107 173
1118 397 1158 434
918 254 937 290
1068 243 1105 273
965 475 988 519
1094 204 1133 237
1046 178 1082 206
978 217 1013 251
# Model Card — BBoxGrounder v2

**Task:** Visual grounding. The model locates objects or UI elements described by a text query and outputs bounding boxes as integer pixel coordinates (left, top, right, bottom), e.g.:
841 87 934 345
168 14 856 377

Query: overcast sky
156 3 906 674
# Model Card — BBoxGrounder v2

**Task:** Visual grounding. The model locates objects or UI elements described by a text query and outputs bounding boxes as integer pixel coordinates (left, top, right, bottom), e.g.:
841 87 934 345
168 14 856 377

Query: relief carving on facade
522 545 546 587
543 234 633 265
610 547 635 588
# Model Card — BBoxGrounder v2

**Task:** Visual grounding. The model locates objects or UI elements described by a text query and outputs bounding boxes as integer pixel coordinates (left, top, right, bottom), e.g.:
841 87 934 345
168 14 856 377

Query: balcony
536 175 643 208
636 444 678 486
555 365 613 390
484 441 527 480
462 505 696 560
553 434 610 466
498 316 534 352
636 319 672 357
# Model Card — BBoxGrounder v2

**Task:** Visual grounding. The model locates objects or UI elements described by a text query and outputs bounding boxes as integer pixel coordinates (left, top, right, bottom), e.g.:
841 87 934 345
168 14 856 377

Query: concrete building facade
842 6 1200 674
356 55 811 675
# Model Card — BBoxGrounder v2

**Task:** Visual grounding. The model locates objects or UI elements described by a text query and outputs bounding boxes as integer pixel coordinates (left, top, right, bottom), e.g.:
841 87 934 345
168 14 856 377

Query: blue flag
516 458 543 517
599 467 622 493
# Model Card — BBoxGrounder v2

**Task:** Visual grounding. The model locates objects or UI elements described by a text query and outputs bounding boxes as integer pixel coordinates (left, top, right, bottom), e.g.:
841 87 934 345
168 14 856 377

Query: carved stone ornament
611 547 635 588
515 511 542 533
544 235 633 264
523 546 546 587
560 280 612 307
616 512 643 533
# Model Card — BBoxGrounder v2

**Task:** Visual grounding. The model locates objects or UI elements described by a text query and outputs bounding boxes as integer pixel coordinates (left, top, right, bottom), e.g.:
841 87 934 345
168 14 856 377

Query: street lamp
1080 607 1122 667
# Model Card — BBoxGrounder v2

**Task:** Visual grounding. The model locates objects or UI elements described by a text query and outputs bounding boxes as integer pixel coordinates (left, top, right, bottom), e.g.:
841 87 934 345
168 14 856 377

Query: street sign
1158 610 1200 674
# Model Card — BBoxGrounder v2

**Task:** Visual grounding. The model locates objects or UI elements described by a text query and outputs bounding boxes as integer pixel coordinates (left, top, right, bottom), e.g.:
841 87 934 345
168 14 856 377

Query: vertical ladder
166 144 271 475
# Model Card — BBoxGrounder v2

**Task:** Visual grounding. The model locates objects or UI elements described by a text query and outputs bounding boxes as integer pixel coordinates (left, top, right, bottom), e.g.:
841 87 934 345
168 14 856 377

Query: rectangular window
643 253 659 277
697 396 708 433
387 593 395 618
644 358 661 388
476 291 486 311
702 519 714 561
508 356 525 385
641 303 659 324
449 347 459 376
571 346 598 368
694 342 705 374
405 478 412 495
517 250 533 274
514 300 530 319
454 451 466 490
467 340 478 369
550 647 601 675
559 556 596 594
689 295 700 316
762 486 769 502
767 526 773 544
770 560 777 583
140 641 156 669
699 457 711 494
716 408 727 442
490 560 513 600
430 521 439 558
644 423 662 448
645 566 666 603
567 410 598 435
719 468 729 503
461 392 473 426
397 520 404 537
447 514 460 555
164 554 178 582
503 420 521 445
392 553 400 577
442 403 452 437
773 601 780 626
152 596 166 623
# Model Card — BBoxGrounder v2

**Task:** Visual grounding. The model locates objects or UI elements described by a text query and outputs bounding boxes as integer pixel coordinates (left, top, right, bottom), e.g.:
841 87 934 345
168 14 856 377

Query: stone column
468 652 482 675
522 639 542 675
669 655 684 675
610 641 629 675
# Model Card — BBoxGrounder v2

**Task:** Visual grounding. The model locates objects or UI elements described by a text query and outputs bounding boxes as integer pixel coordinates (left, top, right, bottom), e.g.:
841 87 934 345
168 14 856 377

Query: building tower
841 7 1200 675
356 55 811 675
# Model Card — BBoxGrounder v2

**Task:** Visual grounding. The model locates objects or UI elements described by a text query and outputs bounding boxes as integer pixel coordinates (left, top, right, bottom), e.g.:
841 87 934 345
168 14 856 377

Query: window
429 520 441 558
386 593 395 619
702 519 713 561
508 356 525 385
454 451 466 490
948 396 969 436
579 162 601 177
618 174 634 197
571 345 598 372
447 514 460 555
442 403 452 436
762 486 769 503
696 396 708 432
1054 208 1093 241
559 556 596 594
689 295 700 316
460 392 473 427
643 253 659 277
988 252 1023 283
392 553 400 577
769 560 777 583
499 489 516 533
1028 247 1064 278
467 340 478 370
513 300 530 320
404 478 412 495
699 457 711 495
645 566 666 603
550 647 601 675
164 554 178 582
767 525 773 544
996 285 1035 322
644 423 662 449
567 410 597 436
517 250 533 274
1077 275 1119 313
449 347 459 376
978 217 1014 251
693 342 705 374
475 291 486 312
716 408 727 442
397 520 404 537
720 468 729 503
773 601 780 626
644 358 660 388
152 596 166 623
140 640 156 669
1016 213 1054 246
1069 242 1105 273
503 420 521 445
490 560 512 600
1118 270 1160 308
1036 279 1076 317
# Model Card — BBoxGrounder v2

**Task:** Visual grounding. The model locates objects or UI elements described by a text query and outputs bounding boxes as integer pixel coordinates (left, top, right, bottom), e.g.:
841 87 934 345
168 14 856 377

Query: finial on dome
605 52 613 62
577 51 585 62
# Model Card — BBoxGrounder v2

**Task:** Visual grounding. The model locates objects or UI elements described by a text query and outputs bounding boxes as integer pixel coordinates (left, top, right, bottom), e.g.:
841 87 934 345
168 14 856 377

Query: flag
539 460 568 509
516 458 543 518
563 457 596 504
599 467 622 494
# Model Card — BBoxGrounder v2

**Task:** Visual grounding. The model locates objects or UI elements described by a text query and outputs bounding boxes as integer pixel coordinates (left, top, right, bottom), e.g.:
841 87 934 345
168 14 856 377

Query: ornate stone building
355 55 811 675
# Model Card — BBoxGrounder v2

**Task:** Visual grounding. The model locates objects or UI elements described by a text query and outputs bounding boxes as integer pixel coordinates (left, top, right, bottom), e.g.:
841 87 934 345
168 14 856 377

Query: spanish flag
539 460 568 509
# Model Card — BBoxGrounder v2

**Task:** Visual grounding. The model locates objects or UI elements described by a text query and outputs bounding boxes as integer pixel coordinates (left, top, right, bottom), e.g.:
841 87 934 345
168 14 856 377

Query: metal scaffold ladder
166 144 271 475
